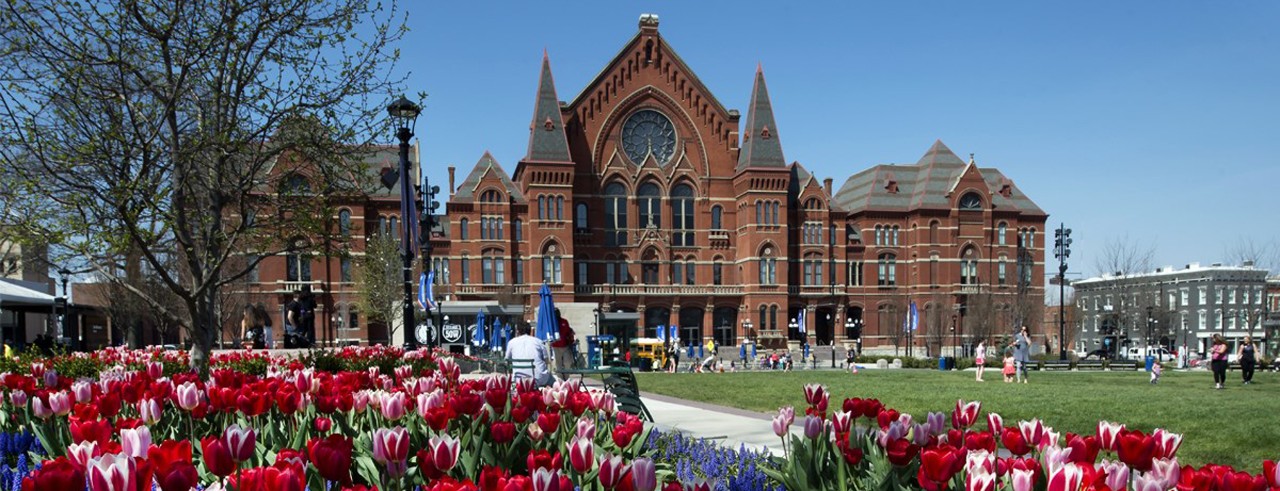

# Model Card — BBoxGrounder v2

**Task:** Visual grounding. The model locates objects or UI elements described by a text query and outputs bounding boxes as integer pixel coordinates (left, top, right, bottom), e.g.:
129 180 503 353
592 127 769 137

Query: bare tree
0 0 407 374
1224 237 1279 274
965 293 999 350
923 294 951 358
1091 236 1156 352
357 233 404 345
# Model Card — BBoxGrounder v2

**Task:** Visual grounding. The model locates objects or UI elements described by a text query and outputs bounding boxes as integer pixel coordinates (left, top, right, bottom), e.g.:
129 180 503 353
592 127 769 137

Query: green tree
0 0 408 374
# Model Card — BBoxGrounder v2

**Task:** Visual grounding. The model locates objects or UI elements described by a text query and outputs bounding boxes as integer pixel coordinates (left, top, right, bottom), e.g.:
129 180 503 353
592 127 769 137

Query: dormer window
884 172 898 194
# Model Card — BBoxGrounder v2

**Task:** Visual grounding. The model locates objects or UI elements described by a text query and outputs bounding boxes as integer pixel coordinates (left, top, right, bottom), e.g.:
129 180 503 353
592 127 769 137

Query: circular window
621 109 676 165
959 192 983 210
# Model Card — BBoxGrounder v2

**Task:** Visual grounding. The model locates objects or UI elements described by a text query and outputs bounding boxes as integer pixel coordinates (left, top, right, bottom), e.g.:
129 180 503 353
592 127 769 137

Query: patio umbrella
536 284 557 342
687 343 695 358
502 322 512 349
490 320 502 351
472 310 487 346
740 344 747 360
751 343 758 359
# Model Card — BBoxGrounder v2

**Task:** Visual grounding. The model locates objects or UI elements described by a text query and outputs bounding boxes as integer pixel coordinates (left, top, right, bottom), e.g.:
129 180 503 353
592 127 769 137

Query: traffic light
1054 226 1072 260
419 181 440 253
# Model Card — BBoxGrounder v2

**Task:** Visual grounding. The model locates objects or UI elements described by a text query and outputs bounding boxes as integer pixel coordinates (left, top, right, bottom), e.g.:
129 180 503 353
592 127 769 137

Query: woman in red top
550 308 575 379
1210 333 1228 390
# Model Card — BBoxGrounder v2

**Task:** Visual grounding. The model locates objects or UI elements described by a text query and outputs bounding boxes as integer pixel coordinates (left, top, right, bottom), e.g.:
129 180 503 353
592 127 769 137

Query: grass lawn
635 368 1277 471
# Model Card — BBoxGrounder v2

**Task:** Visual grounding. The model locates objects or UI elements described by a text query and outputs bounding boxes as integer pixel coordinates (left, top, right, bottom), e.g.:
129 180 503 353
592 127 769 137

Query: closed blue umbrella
687 342 695 358
536 284 558 342
751 343 758 359
503 322 512 349
472 310 487 346
740 344 747 360
490 320 502 351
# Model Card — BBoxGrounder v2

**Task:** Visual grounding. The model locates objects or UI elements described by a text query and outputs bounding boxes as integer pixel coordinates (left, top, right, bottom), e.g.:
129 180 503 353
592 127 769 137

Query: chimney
447 166 456 199
823 178 833 197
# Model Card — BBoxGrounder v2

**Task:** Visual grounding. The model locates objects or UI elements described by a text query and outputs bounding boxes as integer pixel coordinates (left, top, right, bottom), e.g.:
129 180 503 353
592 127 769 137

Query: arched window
769 305 779 331
496 218 503 240
998 222 1008 246
459 218 469 240
575 202 588 231
460 255 471 284
340 256 352 283
755 201 763 224
1028 228 1036 248
959 192 984 210
671 184 694 246
555 196 564 221
759 247 777 285
605 183 627 246
712 257 723 285
537 196 546 219
542 245 562 284
671 259 682 286
482 250 505 284
711 205 723 230
389 216 398 238
758 305 767 335
641 249 660 284
929 255 939 287
637 182 661 228
875 226 883 245
961 247 978 285
770 201 779 226
891 226 899 246
338 209 351 237
513 219 523 242
998 255 1008 285
929 220 939 244
877 253 896 286
685 257 696 285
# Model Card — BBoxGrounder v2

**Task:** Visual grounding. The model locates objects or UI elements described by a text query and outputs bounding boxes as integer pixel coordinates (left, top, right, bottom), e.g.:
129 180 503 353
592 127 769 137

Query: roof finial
639 13 659 29
969 153 975 164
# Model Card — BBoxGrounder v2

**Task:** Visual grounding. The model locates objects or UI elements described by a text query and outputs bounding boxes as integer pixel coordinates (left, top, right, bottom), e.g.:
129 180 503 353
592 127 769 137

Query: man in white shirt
505 323 552 386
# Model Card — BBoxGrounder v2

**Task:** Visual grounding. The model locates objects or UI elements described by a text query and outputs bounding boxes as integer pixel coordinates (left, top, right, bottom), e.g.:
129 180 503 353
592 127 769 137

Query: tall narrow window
998 222 1007 246
577 257 588 285
998 258 1007 285
482 257 494 284
891 226 899 246
542 255 562 284
460 257 470 284
637 182 661 228
671 184 694 246
961 248 979 285
605 256 616 284
877 253 896 286
770 202 779 225
755 201 763 224
685 258 696 285
713 260 723 285
671 261 683 286
339 209 351 237
340 257 352 282
514 219 523 242
875 226 883 245
555 196 564 221
605 183 627 246
496 218 503 240
575 202 588 231
929 221 939 244
711 205 723 230
286 254 311 282
513 256 523 285
538 196 546 219
459 218 469 240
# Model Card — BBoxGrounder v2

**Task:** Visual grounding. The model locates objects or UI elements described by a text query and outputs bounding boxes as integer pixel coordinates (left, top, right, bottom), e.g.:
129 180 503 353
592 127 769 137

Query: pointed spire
524 52 572 162
737 66 787 171
916 139 966 166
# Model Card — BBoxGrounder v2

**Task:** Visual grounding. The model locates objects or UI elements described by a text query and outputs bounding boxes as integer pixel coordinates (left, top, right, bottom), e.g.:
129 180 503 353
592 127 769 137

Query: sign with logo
442 323 463 344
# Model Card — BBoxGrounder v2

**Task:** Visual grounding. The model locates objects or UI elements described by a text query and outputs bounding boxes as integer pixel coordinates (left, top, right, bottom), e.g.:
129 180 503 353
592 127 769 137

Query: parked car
1081 349 1115 360
1124 347 1176 362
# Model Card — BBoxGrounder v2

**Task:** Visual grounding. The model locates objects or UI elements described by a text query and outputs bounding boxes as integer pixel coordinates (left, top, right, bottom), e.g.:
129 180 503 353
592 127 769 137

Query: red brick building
431 15 1048 354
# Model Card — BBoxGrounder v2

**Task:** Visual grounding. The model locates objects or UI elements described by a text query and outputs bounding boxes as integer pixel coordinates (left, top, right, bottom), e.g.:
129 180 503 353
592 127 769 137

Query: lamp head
387 96 422 133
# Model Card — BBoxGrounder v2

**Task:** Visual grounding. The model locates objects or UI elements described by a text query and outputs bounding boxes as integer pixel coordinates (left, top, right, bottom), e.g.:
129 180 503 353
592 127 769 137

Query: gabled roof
833 140 1045 216
453 151 526 203
524 52 572 163
737 66 787 171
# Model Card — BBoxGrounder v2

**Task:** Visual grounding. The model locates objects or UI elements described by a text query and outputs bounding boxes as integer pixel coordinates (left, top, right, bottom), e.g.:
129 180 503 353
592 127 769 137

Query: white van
1124 347 1175 362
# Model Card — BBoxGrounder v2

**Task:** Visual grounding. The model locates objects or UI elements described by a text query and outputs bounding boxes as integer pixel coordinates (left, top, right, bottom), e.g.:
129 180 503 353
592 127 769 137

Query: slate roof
833 140 1045 216
524 52 572 163
453 151 526 203
737 67 787 171
358 145 420 196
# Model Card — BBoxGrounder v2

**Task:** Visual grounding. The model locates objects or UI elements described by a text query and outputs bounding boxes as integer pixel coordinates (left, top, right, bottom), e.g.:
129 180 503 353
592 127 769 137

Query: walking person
1210 334 1229 389
240 305 265 349
549 308 576 380
1009 326 1031 384
1237 335 1257 385
974 341 987 382
255 303 274 349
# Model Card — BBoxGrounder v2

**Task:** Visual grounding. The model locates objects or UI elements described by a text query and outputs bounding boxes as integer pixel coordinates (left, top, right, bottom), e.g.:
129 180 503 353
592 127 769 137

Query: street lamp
57 268 71 348
387 95 422 350
951 314 959 358
1053 223 1072 360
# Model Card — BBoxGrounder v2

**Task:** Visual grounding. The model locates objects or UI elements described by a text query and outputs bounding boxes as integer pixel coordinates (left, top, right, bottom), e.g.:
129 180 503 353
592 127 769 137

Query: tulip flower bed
2 346 786 491
763 382 1280 491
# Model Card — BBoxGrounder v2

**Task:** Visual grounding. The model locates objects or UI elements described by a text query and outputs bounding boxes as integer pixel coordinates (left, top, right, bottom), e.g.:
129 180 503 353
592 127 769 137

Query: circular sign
442 323 463 344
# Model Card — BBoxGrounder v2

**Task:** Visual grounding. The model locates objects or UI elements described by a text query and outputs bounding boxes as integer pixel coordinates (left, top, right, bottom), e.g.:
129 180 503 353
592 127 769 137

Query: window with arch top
575 202 588 231
959 192 984 210
671 183 694 246
638 182 661 228
711 205 723 230
604 183 627 246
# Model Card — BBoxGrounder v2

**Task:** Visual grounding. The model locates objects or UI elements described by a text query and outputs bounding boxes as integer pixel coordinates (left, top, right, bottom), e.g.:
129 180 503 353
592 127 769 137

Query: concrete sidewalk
639 391 799 457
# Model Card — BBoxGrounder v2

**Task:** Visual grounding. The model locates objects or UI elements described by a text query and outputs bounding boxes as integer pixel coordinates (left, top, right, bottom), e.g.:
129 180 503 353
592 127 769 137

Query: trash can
1145 355 1155 372
939 357 954 371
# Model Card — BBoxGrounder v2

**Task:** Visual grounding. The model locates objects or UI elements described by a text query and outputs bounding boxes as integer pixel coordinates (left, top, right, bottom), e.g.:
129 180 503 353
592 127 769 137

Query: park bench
1041 360 1073 371
1075 360 1106 370
1107 361 1139 371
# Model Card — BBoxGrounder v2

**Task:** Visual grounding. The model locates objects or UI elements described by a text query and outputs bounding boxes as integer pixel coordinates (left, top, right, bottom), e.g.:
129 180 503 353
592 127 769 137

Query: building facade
431 15 1048 354
1073 263 1270 357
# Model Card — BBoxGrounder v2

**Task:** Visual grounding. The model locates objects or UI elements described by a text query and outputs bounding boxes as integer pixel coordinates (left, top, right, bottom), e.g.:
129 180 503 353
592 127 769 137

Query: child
1150 361 1162 385
1002 353 1016 383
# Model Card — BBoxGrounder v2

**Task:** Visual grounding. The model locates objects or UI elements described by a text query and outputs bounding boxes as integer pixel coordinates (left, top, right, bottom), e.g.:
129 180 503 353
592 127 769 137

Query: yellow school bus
631 338 669 371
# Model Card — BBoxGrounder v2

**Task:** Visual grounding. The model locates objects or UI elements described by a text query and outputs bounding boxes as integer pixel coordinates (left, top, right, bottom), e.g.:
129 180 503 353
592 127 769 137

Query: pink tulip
1152 428 1182 459
1097 421 1125 452
987 412 1004 435
120 426 151 459
87 453 138 491
49 390 72 416
73 381 94 403
1041 445 1073 475
771 414 790 437
426 433 460 472
145 361 162 379
1019 419 1046 449
9 390 27 409
803 415 824 439
223 424 256 463
380 391 407 421
567 437 594 473
176 382 201 411
1132 472 1164 491
966 467 997 491
295 369 314 394
953 400 981 429
1149 457 1182 490
1011 468 1037 491
966 450 995 474
32 397 52 420
30 362 45 380
67 441 101 470
394 365 412 380
353 391 371 413
1046 462 1083 491
631 457 657 491
532 467 565 491
575 417 596 440
1098 459 1130 491
527 422 546 442
138 398 162 425
803 383 826 406
372 427 410 476
598 453 630 489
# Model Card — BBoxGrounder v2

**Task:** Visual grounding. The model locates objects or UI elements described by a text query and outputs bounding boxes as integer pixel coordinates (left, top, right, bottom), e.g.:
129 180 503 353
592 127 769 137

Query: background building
430 15 1048 355
0 240 55 347
1073 262 1269 357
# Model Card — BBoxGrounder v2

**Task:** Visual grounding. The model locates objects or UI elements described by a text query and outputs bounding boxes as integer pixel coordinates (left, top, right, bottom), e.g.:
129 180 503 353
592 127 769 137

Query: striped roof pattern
736 67 787 171
524 53 572 163
453 151 526 203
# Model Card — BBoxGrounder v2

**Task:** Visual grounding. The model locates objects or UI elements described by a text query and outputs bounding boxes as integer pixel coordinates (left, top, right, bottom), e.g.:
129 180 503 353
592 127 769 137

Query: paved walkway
640 391 797 457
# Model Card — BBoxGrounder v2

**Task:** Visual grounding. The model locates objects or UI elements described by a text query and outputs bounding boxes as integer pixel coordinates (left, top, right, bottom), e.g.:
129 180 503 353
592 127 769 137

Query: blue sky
402 2 1280 278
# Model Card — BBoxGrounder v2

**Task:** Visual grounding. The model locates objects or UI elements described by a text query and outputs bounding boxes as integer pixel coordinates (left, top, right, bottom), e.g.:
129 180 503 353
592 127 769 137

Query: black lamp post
1053 223 1072 360
951 314 959 358
57 267 71 348
387 96 422 350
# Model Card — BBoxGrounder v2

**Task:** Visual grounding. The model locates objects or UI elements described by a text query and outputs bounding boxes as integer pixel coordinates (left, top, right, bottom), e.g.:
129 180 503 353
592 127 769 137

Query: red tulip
1097 421 1125 453
918 446 961 491
227 466 306 491
275 386 301 415
314 417 332 433
567 437 594 474
200 436 236 477
98 391 122 419
532 467 573 491
154 462 199 491
1216 470 1266 491
307 434 353 484
803 383 826 406
1001 428 1032 456
1177 465 1212 491
147 440 193 476
1066 434 1100 464
537 411 562 435
21 457 85 491
839 440 864 466
71 419 114 446
491 421 517 444
953 400 981 429
885 438 921 467
527 449 563 472
987 413 1004 436
1047 463 1084 491
425 433 461 473
1152 428 1182 459
965 431 997 453
1265 461 1280 489
1117 432 1157 472
598 453 630 490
